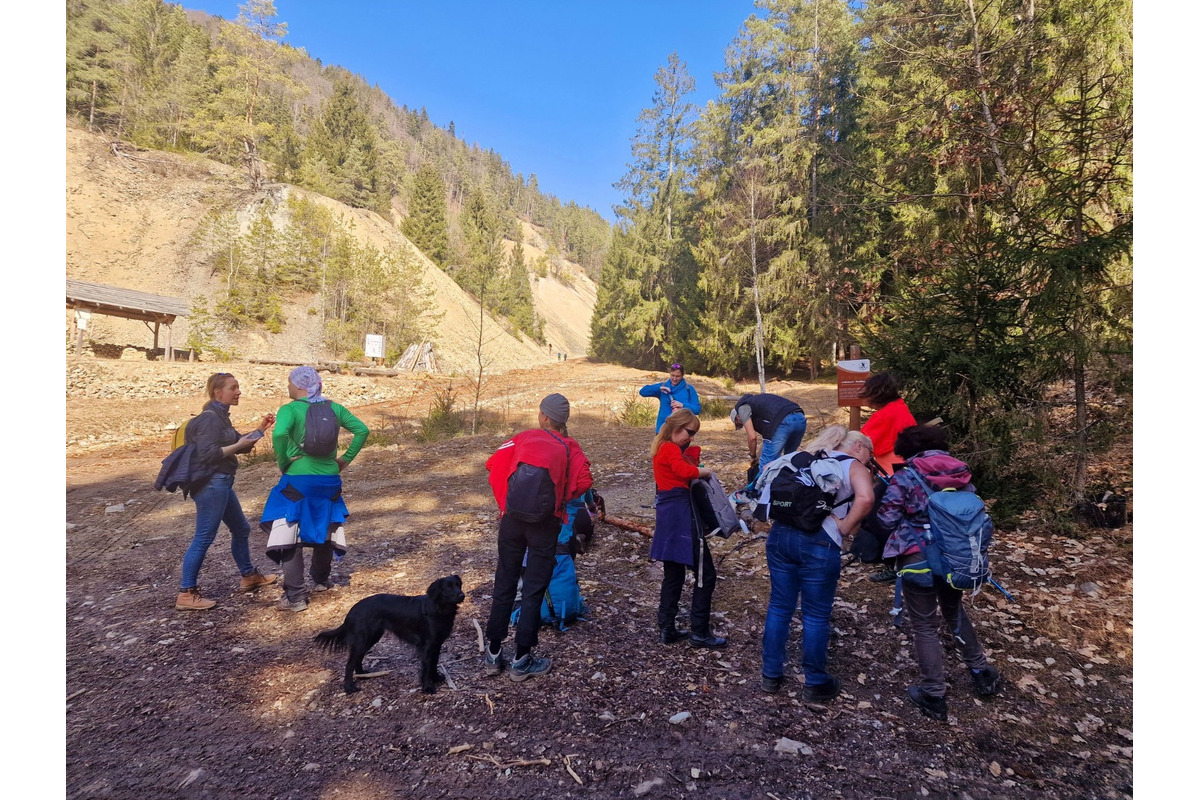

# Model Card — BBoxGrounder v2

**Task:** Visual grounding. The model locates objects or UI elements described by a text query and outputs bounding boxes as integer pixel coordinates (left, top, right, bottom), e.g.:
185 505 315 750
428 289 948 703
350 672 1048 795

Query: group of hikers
166 363 1000 722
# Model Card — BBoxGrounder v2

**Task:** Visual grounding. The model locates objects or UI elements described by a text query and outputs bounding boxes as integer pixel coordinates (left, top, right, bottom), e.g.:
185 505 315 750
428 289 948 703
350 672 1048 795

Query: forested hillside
590 0 1132 513
65 0 610 361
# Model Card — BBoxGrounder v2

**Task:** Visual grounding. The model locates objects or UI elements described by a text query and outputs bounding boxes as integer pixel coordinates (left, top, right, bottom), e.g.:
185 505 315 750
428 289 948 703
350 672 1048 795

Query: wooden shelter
66 279 190 360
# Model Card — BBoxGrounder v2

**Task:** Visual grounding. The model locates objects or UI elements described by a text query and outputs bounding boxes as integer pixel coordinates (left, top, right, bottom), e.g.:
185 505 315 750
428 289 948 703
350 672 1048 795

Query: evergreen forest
66 0 1132 513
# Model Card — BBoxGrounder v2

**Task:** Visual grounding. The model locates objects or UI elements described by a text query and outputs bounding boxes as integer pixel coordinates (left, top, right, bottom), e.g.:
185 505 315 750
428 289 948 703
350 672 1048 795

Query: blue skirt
260 474 349 548
650 487 698 566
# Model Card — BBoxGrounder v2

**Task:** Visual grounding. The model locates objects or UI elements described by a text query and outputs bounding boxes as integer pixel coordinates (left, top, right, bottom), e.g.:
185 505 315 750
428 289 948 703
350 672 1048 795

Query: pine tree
403 165 450 266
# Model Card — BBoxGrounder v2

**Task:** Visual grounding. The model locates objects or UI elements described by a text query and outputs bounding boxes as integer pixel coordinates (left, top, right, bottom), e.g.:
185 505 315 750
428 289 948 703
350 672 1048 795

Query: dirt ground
65 358 1133 799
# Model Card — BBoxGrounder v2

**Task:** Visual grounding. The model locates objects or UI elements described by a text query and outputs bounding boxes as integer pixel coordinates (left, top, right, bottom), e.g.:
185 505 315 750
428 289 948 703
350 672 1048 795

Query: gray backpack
303 401 340 457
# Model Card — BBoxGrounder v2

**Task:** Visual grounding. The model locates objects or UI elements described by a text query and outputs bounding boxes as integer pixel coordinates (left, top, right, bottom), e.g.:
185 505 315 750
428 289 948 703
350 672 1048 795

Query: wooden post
75 325 83 357
153 322 160 356
166 322 174 363
848 345 862 431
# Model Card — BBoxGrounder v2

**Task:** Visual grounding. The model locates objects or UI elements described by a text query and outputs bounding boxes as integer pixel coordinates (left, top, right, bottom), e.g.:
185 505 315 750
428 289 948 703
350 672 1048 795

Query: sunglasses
682 427 699 437
670 364 682 371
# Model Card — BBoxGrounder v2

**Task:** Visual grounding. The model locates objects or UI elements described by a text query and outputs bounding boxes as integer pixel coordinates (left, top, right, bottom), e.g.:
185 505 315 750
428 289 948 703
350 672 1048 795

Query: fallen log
351 367 401 377
601 515 652 538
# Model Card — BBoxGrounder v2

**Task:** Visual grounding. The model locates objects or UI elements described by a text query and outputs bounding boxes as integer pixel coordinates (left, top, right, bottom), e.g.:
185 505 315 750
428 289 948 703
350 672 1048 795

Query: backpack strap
544 429 571 515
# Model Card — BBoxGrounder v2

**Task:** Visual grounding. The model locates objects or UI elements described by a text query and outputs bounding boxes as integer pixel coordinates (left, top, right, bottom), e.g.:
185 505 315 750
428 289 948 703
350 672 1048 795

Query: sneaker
509 653 552 682
483 648 506 677
658 627 688 645
803 677 841 703
970 666 1002 697
907 686 948 720
311 582 334 593
688 633 728 649
175 588 216 611
869 567 898 583
239 569 278 592
762 675 784 694
277 597 308 612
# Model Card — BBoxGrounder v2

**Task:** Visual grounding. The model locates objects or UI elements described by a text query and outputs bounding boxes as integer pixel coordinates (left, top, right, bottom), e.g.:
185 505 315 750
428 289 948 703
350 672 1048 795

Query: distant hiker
174 372 277 611
730 392 807 487
877 425 1001 721
760 425 875 701
650 408 728 649
639 363 702 433
483 393 593 681
260 366 369 612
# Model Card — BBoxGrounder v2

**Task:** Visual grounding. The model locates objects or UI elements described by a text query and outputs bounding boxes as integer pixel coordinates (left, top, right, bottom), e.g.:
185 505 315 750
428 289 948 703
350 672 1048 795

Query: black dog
313 575 465 695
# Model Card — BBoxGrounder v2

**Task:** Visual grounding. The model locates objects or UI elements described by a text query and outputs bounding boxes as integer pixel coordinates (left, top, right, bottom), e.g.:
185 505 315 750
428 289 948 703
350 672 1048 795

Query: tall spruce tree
403 165 450 266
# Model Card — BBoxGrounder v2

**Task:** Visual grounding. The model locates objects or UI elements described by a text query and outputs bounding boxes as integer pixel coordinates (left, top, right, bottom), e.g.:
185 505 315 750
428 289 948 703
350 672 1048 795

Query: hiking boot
970 666 1002 697
239 569 277 592
175 588 216 611
762 675 784 694
907 686 948 721
311 581 334 593
803 677 841 703
508 653 552 682
688 633 728 649
277 597 308 612
483 648 506 677
869 566 898 583
659 627 688 645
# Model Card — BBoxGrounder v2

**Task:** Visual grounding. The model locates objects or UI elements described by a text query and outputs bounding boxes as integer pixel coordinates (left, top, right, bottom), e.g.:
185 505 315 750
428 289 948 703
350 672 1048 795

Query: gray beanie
540 393 570 425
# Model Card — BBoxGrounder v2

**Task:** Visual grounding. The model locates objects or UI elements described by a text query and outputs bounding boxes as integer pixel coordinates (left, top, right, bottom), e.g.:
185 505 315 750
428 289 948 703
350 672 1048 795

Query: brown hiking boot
239 569 278 592
175 588 217 611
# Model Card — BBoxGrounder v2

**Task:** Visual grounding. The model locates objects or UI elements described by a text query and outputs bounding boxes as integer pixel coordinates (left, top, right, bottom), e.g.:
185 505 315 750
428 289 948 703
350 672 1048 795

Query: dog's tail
312 625 349 653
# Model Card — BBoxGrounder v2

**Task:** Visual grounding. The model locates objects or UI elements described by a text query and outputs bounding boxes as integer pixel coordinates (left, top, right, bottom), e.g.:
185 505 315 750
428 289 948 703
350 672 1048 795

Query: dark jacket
153 443 216 498
187 402 244 475
733 393 803 440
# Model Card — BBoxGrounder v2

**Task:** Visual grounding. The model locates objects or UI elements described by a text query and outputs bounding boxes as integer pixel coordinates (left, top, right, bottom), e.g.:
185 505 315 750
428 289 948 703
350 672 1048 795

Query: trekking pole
988 576 1015 602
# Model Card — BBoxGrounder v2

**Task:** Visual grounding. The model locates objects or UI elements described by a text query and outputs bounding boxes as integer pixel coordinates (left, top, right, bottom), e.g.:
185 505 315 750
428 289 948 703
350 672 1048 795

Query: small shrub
417 386 464 442
620 398 656 428
721 376 735 392
699 396 730 420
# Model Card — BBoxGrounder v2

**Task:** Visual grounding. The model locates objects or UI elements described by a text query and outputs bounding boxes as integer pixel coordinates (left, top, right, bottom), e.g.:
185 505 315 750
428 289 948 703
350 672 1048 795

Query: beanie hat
540 393 570 425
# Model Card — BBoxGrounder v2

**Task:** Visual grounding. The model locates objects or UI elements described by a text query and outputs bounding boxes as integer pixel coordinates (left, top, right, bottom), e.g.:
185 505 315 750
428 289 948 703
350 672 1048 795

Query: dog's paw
420 684 438 694
343 682 361 695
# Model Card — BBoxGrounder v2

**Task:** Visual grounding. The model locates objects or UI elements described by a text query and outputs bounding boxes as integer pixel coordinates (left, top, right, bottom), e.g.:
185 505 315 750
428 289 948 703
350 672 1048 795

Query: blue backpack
903 470 993 593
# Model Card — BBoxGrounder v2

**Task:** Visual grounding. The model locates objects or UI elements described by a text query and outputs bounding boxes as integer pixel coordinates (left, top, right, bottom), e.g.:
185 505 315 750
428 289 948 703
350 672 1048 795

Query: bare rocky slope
65 123 597 373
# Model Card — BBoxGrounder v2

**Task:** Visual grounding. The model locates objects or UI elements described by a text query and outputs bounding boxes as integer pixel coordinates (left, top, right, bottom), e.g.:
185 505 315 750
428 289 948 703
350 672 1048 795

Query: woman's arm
837 461 877 538
273 403 301 472
639 383 661 398
335 404 370 468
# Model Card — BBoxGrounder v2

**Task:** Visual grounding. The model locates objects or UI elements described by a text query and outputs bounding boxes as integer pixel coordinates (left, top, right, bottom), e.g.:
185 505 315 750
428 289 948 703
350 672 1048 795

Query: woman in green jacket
261 366 369 611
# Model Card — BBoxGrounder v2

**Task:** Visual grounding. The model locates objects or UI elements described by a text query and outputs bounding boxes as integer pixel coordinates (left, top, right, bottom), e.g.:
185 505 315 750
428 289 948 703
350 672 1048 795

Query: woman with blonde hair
760 425 875 701
648 408 727 648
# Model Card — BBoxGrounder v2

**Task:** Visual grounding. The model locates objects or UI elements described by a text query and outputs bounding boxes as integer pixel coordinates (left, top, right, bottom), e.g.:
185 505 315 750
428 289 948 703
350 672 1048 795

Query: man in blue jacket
639 363 702 433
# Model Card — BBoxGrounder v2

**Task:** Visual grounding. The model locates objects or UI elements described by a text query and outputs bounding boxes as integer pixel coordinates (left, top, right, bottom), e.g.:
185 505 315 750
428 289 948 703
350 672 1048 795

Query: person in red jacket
483 393 593 681
650 408 727 649
860 372 917 477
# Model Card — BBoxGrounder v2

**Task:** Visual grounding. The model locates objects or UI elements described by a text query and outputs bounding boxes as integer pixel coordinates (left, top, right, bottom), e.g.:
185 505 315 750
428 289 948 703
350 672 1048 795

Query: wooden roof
66 279 190 323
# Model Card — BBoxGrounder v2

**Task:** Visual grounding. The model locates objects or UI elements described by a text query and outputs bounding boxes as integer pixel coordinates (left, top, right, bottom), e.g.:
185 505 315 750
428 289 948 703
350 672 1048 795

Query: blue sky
185 1 760 221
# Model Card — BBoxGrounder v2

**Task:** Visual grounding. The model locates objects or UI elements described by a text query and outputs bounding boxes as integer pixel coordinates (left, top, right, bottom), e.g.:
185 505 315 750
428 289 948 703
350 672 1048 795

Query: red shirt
861 398 917 475
653 443 701 491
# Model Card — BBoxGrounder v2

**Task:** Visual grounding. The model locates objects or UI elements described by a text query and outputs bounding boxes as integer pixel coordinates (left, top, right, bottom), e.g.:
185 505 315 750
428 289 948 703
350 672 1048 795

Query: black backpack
303 400 340 457
759 450 854 531
505 432 570 523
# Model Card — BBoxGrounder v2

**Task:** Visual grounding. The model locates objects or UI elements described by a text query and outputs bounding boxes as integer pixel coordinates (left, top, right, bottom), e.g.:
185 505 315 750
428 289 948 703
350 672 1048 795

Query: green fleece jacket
273 399 369 475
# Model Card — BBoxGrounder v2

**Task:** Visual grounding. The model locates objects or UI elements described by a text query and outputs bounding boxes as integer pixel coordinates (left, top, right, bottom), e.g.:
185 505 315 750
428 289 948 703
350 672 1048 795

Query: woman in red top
861 373 917 477
648 408 727 649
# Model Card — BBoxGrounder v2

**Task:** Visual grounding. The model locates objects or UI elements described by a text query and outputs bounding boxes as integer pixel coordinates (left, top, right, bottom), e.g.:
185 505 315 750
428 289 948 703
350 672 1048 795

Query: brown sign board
837 359 871 407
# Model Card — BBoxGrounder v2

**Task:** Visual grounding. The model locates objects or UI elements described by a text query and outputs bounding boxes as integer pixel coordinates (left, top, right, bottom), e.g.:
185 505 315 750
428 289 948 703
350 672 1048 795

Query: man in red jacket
483 393 592 681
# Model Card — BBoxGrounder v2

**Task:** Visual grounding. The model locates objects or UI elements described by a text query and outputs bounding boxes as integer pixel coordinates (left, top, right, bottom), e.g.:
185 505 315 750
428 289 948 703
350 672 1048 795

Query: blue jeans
180 473 255 589
761 522 842 687
761 412 807 467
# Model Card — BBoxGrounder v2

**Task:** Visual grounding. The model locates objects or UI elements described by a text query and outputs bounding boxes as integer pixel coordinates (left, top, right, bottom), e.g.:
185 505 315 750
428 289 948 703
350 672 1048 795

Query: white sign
364 334 385 358
75 310 91 330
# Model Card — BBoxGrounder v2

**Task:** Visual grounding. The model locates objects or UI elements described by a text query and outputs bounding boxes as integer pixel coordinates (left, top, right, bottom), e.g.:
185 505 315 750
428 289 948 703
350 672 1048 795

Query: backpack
170 408 216 450
901 470 993 593
758 450 854 531
302 400 340 457
690 472 746 538
505 432 570 523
